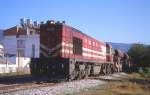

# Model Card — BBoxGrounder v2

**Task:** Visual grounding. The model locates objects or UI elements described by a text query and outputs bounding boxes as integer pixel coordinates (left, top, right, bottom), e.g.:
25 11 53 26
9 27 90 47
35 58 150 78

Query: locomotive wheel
82 70 86 78
106 65 108 74
102 65 107 75
100 65 104 75
85 68 89 78
110 65 113 74
79 70 84 79
77 71 82 79
108 65 111 74
106 65 109 74
68 70 76 81
74 70 79 79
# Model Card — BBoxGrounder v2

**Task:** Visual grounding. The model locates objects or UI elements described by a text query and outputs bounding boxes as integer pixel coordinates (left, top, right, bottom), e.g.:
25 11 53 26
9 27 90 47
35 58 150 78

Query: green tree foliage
128 44 150 66
128 44 150 76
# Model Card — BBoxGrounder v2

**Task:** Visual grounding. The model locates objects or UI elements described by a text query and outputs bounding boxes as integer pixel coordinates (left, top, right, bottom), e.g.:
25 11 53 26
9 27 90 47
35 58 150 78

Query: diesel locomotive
31 20 129 80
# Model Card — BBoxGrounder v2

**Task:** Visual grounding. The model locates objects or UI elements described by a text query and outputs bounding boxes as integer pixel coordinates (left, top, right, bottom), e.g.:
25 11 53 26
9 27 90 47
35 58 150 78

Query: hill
108 42 132 52
0 29 4 41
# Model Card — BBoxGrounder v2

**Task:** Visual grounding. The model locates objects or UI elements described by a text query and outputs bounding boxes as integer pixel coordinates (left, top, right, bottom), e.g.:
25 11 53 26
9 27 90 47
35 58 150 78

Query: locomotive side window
89 40 91 45
96 43 98 47
85 39 87 43
73 37 82 55
93 42 95 46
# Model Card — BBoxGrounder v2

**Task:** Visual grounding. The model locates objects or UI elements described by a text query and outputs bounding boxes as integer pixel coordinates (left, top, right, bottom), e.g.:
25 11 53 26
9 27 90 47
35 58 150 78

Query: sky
0 0 150 44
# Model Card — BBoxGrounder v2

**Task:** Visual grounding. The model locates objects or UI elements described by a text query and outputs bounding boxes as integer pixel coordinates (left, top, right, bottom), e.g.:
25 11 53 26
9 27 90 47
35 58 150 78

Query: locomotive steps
0 73 129 95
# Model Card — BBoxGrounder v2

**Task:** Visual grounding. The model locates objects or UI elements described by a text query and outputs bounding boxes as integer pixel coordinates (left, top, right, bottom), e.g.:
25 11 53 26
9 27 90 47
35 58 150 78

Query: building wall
24 35 40 58
16 34 39 68
1 36 18 73
0 64 18 73
3 36 17 55
0 56 18 73
0 19 40 73
1 34 40 73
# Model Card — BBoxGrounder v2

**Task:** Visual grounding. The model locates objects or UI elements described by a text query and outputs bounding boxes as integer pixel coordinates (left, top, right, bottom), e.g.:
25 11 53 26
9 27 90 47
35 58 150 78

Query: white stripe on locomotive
40 42 106 59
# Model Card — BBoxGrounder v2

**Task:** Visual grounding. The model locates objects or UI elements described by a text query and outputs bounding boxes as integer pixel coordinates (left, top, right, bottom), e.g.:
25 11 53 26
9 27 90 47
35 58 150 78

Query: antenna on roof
26 19 32 26
34 21 38 27
62 21 65 24
20 18 26 28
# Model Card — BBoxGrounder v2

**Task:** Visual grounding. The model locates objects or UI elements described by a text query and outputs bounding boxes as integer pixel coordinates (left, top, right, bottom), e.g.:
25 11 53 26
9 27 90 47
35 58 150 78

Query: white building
1 18 40 73
0 43 12 73
0 44 4 57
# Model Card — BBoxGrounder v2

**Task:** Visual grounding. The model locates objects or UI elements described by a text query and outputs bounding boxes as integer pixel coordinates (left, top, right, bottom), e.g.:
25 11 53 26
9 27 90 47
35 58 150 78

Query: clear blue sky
0 0 150 44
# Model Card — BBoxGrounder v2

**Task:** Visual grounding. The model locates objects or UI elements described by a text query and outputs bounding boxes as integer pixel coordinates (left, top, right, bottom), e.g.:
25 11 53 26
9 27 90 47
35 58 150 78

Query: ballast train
31 20 129 80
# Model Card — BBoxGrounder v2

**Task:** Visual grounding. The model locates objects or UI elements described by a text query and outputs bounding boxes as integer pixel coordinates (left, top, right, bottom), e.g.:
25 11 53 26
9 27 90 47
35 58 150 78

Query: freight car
113 49 130 72
31 20 121 80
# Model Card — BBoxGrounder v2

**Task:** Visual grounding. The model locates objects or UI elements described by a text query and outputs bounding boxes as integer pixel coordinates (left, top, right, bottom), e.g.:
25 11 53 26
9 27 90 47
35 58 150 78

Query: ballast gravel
2 73 129 95
3 79 105 95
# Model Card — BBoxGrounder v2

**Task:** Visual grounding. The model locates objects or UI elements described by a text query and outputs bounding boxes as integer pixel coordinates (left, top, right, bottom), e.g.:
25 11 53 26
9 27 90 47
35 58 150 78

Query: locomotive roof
43 20 106 46
63 23 106 46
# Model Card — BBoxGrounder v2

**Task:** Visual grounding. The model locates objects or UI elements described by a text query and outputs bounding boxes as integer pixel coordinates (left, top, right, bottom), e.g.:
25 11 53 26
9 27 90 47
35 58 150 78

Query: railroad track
0 75 62 94
0 73 126 94
0 82 56 94
0 78 77 94
0 78 87 94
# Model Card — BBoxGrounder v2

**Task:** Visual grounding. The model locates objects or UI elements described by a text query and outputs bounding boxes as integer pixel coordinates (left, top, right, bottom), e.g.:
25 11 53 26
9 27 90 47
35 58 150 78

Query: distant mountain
108 42 132 52
0 29 4 41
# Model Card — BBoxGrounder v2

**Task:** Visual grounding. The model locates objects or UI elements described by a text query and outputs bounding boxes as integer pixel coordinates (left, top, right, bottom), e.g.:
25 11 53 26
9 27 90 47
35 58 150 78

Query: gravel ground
1 72 129 95
2 79 105 95
98 72 129 80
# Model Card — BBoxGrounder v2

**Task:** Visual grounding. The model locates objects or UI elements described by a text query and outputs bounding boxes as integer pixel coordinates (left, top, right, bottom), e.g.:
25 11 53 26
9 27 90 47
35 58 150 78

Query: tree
128 44 150 67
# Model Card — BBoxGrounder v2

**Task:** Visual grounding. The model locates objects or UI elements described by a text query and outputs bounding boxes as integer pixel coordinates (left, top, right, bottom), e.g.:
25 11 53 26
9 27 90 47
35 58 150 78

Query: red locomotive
31 20 129 80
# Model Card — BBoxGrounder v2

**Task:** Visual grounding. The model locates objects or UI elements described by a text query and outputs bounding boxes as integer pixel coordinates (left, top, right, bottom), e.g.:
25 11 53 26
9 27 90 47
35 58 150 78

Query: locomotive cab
106 43 113 62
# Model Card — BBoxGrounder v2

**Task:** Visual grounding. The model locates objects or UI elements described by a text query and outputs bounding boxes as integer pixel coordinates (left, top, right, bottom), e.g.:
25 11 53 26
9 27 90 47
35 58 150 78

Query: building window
17 49 25 57
17 40 25 48
106 48 110 54
32 44 35 58
30 31 33 35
